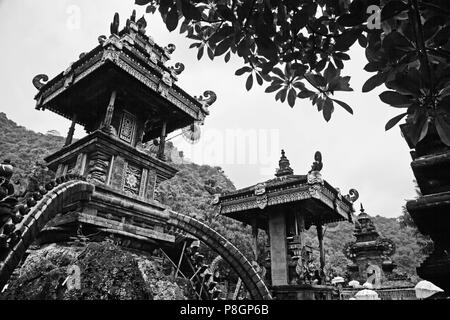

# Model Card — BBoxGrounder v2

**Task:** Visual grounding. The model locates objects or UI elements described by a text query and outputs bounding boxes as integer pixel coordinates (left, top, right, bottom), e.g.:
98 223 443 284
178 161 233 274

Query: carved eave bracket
344 189 359 204
195 91 217 122
164 43 176 58
32 74 49 91
169 62 185 80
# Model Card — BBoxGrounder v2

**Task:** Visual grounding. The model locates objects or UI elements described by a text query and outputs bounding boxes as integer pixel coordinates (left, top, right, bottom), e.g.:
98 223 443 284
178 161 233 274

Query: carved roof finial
275 149 294 177
110 12 120 35
130 10 136 22
309 151 323 173
360 203 365 213
137 15 147 35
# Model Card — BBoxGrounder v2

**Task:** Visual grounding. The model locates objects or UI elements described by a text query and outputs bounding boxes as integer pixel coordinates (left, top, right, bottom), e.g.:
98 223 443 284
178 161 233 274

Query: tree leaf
265 83 283 93
255 36 278 61
433 25 450 47
197 45 204 60
381 0 409 22
379 91 412 107
235 66 252 76
224 51 231 63
246 74 254 91
215 37 232 56
298 89 315 99
324 63 338 82
216 4 235 21
207 45 215 60
385 113 407 131
166 5 179 32
363 72 388 92
408 110 429 146
256 73 263 86
334 29 361 52
323 98 334 122
135 0 151 5
288 88 296 107
279 87 288 102
332 99 353 115
435 111 450 146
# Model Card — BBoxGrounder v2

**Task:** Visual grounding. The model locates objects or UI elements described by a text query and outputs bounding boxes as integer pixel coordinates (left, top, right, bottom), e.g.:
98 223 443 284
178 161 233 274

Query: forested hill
0 112 64 180
0 112 429 281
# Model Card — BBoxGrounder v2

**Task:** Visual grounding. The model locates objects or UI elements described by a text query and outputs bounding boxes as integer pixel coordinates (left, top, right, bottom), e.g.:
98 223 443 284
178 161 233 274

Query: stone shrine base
271 284 336 300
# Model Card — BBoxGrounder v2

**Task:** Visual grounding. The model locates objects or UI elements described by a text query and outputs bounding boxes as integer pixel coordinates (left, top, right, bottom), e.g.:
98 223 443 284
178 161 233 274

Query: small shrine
216 150 358 300
343 205 396 288
30 11 216 253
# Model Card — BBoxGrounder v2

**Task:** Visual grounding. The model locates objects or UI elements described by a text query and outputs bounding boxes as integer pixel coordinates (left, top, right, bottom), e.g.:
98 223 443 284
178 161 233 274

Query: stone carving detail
98 35 107 45
110 12 120 35
145 170 157 200
309 151 323 172
32 74 49 90
377 237 396 257
119 111 136 144
87 152 110 184
164 43 176 55
161 71 173 87
254 183 266 196
366 264 382 288
102 35 124 50
196 91 217 116
344 189 359 203
256 194 268 210
158 82 169 98
122 162 142 196
102 50 120 63
170 62 185 77
109 156 126 190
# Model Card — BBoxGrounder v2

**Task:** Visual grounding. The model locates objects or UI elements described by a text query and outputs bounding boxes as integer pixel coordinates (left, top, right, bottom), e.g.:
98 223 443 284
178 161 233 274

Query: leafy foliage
0 112 64 183
135 0 450 145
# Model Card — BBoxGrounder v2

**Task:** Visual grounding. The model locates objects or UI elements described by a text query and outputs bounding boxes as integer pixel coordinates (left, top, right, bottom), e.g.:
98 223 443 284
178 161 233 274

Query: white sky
0 0 417 218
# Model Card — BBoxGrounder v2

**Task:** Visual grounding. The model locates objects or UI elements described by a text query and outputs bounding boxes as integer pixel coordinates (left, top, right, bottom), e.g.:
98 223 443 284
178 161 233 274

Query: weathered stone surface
0 242 192 300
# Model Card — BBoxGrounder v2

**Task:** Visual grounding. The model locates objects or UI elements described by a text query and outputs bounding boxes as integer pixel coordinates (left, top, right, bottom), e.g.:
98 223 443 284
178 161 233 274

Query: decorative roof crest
275 149 294 177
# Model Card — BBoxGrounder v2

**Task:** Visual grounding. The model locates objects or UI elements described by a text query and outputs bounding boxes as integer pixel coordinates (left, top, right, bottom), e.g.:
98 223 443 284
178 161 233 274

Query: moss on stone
1 241 193 300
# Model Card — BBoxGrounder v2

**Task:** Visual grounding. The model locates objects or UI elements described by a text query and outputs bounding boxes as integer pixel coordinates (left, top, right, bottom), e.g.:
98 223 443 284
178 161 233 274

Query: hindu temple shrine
216 150 359 299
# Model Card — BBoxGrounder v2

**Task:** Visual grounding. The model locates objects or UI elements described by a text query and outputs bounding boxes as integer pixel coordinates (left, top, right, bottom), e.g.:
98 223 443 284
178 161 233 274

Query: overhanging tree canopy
135 0 450 146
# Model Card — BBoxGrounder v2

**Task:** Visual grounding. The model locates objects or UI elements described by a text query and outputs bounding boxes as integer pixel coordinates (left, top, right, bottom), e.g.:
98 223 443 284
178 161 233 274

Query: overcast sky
0 0 417 218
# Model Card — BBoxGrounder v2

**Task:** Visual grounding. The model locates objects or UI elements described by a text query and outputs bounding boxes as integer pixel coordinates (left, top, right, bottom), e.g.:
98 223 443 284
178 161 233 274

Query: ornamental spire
275 149 294 177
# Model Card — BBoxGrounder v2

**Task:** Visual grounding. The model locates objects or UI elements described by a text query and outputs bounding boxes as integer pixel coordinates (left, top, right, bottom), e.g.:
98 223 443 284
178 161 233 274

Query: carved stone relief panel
122 161 142 196
146 169 157 200
119 111 137 144
110 155 126 190
86 151 110 184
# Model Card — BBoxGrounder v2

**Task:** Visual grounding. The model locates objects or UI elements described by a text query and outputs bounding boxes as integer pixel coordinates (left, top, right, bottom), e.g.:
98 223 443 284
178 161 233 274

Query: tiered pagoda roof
32 11 215 141
216 151 357 230
343 205 396 271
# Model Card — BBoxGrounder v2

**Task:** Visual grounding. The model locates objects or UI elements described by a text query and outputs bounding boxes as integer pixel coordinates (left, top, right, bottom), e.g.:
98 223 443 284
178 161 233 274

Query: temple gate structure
216 151 358 299
0 11 271 300
343 205 397 287
341 205 417 300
